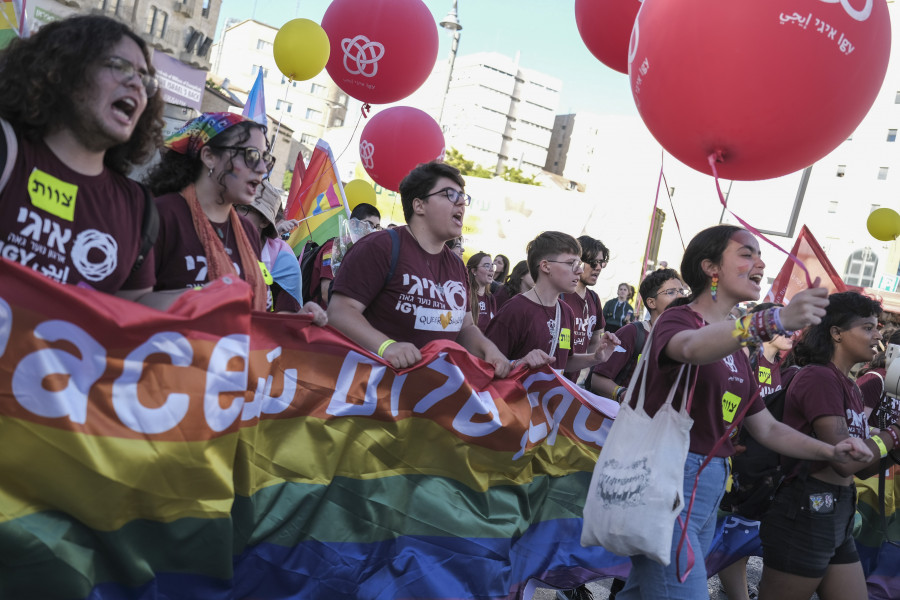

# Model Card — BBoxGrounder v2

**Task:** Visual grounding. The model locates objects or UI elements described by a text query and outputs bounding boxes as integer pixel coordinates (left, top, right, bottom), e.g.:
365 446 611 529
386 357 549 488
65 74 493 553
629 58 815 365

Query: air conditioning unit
174 0 194 17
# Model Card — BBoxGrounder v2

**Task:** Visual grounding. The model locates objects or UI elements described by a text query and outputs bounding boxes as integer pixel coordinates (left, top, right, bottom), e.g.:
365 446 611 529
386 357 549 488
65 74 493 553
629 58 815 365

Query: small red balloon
322 0 438 105
575 0 643 75
359 107 445 192
629 0 891 180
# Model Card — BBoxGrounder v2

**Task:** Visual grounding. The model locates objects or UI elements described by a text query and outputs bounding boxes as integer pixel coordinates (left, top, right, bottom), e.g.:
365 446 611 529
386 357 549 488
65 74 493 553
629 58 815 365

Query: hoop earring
710 273 718 302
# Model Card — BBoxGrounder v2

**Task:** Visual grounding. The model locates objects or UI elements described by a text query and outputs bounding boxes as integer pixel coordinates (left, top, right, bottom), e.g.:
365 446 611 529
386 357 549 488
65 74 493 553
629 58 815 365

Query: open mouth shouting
111 96 140 125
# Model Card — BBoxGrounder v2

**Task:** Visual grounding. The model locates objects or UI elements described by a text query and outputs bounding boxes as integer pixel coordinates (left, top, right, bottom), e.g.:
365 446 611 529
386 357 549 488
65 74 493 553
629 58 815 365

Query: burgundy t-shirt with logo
637 305 763 457
153 192 263 291
476 291 496 333
331 226 470 348
486 293 576 372
0 128 154 292
783 362 868 474
755 353 783 399
561 290 604 381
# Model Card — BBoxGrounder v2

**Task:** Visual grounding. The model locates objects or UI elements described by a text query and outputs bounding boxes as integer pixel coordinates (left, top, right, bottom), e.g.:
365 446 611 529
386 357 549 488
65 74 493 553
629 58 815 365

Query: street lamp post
438 0 462 129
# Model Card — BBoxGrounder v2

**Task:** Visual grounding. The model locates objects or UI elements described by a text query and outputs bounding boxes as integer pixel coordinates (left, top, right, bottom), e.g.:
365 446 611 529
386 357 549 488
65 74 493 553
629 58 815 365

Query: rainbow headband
164 112 258 157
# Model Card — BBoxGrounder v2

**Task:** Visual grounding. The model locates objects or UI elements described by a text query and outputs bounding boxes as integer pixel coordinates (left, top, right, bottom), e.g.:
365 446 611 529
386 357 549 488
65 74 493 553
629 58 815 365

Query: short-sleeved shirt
331 226 470 348
638 305 763 456
493 285 512 310
592 320 649 386
562 289 605 380
755 353 783 399
486 293 576 372
856 367 900 428
476 291 496 333
0 127 154 292
309 237 335 308
153 192 263 290
783 362 868 474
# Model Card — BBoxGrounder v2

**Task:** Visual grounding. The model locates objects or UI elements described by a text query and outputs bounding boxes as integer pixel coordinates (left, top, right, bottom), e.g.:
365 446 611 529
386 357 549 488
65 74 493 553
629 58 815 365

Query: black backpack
720 366 802 520
613 321 648 386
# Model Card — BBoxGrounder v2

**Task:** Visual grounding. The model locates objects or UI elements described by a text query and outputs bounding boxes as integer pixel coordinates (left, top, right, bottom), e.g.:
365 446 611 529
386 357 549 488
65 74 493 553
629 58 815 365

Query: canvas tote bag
580 329 694 566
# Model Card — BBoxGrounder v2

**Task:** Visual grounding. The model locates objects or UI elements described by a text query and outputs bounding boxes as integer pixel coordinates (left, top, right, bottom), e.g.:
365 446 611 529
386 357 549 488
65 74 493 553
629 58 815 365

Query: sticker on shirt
722 391 741 423
558 328 571 350
758 366 772 384
415 306 465 332
29 168 78 222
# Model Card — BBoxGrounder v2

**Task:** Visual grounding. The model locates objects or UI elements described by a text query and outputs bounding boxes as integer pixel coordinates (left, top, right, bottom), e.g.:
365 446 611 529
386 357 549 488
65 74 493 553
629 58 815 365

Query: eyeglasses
217 146 276 172
362 219 382 231
478 262 494 270
422 187 472 206
546 259 583 273
585 259 609 269
234 205 254 216
652 287 690 298
101 56 158 98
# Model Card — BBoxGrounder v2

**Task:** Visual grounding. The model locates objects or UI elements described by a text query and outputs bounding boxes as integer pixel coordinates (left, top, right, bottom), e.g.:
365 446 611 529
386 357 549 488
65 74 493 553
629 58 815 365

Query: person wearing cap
139 113 276 311
0 15 164 296
238 181 326 323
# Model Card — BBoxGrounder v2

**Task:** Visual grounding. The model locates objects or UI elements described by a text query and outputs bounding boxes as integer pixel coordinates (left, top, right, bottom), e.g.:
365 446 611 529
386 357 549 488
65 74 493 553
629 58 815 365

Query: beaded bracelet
885 424 900 449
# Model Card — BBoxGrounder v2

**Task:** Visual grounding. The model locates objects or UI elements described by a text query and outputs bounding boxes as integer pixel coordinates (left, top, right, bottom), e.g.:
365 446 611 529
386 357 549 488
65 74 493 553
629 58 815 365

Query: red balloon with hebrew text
322 0 438 105
629 0 891 180
575 0 643 74
359 107 446 192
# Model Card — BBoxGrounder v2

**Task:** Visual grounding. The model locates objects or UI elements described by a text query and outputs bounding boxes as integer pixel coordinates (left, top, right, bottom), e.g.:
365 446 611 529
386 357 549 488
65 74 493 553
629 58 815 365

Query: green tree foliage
501 166 542 186
283 169 292 191
444 147 495 179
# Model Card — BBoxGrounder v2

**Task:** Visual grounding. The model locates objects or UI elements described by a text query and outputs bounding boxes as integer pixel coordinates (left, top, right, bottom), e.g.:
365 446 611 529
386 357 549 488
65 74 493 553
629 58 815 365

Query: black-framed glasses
101 56 158 98
234 205 254 216
546 259 583 273
218 146 276 172
361 218 382 231
422 187 472 206
652 287 690 298
585 258 609 269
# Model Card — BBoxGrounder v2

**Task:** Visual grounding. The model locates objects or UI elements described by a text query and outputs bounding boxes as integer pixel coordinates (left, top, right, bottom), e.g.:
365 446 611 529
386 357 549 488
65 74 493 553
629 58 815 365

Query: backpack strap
132 184 159 273
0 117 18 195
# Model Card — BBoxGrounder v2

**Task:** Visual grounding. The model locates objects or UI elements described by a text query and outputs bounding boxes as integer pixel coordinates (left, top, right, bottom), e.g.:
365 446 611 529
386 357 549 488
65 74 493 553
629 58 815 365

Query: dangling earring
710 273 718 302
208 167 214 177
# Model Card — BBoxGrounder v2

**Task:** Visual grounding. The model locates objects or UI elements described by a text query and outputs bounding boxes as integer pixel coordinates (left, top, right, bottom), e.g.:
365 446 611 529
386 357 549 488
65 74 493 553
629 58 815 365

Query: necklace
212 219 233 256
531 287 561 354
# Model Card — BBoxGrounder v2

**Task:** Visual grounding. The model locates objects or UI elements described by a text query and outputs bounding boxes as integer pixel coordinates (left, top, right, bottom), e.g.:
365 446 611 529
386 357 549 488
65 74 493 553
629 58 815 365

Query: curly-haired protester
0 14 164 296
758 292 897 600
616 225 871 600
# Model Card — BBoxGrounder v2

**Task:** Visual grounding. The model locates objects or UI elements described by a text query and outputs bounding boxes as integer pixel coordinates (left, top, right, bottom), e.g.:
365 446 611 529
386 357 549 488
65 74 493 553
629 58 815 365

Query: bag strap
548 299 561 358
132 184 159 273
0 117 18 195
328 227 399 304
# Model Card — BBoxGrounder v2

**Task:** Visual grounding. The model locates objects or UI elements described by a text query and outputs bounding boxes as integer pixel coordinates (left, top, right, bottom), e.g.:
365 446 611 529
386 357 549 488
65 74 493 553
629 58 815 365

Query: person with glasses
308 202 381 309
560 235 611 385
0 15 164 296
141 113 275 311
329 161 511 376
466 252 497 333
486 231 620 375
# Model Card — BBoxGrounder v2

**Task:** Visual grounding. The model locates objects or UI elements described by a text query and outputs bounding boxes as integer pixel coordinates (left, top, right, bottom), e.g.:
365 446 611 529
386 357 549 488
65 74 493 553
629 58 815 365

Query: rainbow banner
285 140 350 251
0 259 627 599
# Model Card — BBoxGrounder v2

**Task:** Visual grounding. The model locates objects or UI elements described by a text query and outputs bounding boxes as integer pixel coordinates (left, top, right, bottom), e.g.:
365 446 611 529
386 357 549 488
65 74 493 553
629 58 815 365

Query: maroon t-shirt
0 128 154 292
309 237 335 308
562 289 605 380
476 291 496 333
153 192 263 291
637 305 763 456
486 293 576 372
755 353 783 399
493 285 512 310
592 320 649 386
330 226 470 348
783 362 868 474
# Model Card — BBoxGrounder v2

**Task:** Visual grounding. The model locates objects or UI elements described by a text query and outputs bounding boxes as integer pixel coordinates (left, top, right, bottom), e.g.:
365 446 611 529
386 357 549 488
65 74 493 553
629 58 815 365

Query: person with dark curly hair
0 14 164 296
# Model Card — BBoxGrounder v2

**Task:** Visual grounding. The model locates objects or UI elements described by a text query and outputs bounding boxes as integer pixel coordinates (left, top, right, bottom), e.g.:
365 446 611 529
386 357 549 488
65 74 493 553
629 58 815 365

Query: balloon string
635 151 666 316
270 78 293 152
706 152 813 289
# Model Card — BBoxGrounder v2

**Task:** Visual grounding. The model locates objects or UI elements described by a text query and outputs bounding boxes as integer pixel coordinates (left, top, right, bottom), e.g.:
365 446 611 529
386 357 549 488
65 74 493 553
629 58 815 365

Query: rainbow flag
0 0 24 49
241 68 267 129
0 259 628 599
285 140 350 250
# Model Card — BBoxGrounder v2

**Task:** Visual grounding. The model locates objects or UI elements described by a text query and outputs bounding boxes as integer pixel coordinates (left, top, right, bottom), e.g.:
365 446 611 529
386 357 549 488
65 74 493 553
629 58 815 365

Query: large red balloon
629 0 891 180
359 107 445 192
322 0 438 105
575 0 643 74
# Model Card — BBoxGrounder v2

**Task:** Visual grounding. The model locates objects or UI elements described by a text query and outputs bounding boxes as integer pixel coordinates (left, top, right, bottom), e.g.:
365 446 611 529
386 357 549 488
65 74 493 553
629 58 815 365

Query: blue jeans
617 452 729 600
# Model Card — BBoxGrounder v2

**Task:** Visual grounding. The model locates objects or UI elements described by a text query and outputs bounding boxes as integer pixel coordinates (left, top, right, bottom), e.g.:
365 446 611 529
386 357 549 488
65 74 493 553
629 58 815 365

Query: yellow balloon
344 179 377 210
867 208 900 241
273 19 330 82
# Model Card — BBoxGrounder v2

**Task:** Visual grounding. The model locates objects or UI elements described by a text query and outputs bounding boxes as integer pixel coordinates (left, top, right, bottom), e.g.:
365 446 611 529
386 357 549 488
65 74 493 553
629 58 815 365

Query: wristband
872 434 889 458
885 425 900 449
377 339 396 358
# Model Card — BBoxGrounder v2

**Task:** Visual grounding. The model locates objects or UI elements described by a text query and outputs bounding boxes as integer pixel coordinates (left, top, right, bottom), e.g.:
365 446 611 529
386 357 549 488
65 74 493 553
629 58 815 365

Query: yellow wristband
377 339 396 358
872 434 889 458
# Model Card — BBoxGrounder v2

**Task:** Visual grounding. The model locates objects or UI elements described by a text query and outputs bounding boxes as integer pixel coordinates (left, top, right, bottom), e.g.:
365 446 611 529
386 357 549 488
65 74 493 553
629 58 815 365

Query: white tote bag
580 329 694 566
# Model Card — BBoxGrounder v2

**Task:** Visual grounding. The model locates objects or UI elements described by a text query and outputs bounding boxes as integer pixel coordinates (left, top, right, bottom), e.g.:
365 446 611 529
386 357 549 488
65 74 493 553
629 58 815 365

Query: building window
305 108 323 120
895 91 900 104
257 39 272 51
276 100 292 113
827 201 838 213
333 118 344 127
253 65 269 79
337 94 348 107
871 204 881 213
889 129 898 142
202 0 210 17
844 248 878 287
146 7 168 37
836 165 846 177
300 133 316 145
103 0 120 14
310 83 326 95
878 166 889 180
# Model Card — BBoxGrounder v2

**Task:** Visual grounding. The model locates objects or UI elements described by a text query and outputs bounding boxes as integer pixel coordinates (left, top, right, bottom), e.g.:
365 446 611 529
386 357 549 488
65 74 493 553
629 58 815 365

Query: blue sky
216 0 639 116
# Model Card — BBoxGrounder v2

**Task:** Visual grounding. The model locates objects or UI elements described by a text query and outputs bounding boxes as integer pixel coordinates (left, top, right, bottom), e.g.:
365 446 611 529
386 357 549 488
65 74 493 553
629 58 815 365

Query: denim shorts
760 476 858 578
